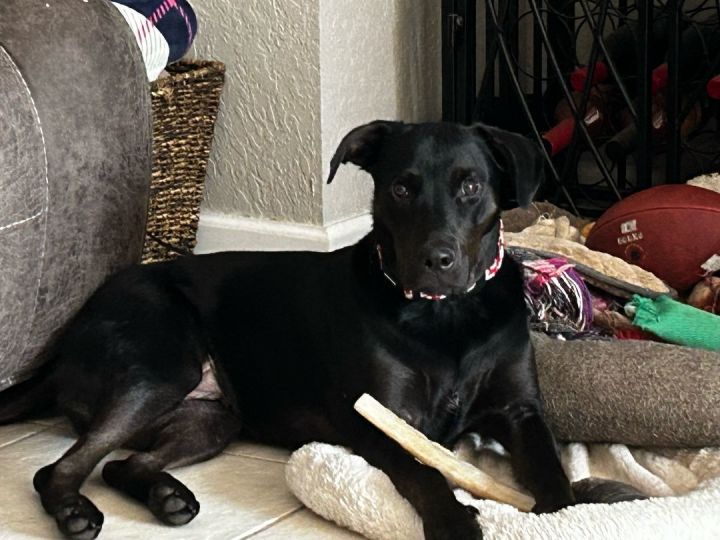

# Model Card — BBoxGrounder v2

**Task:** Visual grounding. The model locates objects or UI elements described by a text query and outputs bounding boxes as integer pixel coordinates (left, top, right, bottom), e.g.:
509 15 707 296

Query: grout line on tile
28 417 65 427
222 451 288 464
0 425 53 450
237 505 304 539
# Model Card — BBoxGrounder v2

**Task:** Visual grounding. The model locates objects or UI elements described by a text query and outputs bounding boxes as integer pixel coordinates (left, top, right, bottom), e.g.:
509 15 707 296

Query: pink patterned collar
484 219 505 281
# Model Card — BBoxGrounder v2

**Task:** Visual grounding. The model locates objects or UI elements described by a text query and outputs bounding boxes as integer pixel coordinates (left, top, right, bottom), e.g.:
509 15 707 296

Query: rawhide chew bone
354 393 535 511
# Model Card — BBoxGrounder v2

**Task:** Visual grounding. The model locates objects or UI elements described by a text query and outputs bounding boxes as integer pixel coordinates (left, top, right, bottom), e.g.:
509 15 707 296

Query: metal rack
442 1 720 216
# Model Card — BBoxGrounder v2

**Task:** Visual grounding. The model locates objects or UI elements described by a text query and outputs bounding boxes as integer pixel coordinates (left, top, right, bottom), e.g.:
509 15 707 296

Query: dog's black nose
424 247 456 272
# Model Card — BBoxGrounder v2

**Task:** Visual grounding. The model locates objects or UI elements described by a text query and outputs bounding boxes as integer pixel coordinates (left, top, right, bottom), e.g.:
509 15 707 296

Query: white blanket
286 439 720 539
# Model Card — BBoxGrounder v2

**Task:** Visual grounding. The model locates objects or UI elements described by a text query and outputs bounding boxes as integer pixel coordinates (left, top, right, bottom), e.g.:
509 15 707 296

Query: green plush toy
630 295 720 351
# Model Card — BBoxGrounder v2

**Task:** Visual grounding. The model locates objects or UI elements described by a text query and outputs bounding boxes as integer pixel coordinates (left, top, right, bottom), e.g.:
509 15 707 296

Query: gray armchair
0 0 152 389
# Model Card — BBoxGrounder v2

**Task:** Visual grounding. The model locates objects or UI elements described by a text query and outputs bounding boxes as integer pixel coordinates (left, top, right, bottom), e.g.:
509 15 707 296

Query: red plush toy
586 184 720 291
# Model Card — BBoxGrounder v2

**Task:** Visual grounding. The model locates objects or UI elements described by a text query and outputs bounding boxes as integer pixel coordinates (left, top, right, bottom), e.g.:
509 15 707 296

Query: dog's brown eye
392 182 411 200
461 177 480 197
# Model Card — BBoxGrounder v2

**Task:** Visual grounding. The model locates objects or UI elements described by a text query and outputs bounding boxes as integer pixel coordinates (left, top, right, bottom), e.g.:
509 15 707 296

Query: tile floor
0 420 362 539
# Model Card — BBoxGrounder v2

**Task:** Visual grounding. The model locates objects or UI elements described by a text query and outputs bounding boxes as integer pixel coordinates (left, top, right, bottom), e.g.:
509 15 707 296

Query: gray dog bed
534 333 720 447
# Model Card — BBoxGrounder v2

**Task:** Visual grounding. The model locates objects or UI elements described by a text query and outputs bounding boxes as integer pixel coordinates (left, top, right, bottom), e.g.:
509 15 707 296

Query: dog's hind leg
33 382 194 540
101 400 241 526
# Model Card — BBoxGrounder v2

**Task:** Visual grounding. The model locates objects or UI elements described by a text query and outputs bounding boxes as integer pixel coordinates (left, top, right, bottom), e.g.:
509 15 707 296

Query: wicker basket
141 60 226 263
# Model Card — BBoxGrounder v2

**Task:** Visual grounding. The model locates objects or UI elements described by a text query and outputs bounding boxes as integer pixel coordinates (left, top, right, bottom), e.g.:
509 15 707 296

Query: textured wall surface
192 0 324 225
320 0 441 225
193 0 440 229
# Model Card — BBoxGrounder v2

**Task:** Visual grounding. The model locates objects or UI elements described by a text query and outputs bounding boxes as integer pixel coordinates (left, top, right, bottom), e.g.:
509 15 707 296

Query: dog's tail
0 360 57 424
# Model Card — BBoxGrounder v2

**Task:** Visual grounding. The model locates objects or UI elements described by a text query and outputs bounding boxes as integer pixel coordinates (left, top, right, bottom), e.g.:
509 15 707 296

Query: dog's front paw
532 493 575 515
53 495 104 540
532 481 576 514
423 503 482 540
147 473 200 526
531 500 566 514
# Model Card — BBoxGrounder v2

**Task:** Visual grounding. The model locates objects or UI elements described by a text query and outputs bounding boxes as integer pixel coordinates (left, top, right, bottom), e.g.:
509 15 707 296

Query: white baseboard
194 211 373 254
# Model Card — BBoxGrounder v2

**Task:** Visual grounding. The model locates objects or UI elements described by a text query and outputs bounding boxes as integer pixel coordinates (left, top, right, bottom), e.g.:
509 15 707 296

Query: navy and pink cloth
111 0 198 80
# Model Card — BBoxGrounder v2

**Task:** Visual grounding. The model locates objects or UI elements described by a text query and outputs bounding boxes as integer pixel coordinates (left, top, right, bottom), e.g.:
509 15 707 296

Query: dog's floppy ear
327 120 405 184
474 124 544 208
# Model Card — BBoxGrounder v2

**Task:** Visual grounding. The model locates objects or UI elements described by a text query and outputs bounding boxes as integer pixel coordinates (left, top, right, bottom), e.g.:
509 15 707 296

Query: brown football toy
586 184 720 291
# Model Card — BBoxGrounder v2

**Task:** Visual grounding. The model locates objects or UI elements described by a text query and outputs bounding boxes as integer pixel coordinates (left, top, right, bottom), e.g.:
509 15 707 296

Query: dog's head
328 121 543 298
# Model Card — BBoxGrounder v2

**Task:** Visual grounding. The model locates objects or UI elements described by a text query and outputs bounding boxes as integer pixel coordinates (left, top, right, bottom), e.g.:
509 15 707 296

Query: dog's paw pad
54 495 103 540
424 503 482 540
148 475 199 526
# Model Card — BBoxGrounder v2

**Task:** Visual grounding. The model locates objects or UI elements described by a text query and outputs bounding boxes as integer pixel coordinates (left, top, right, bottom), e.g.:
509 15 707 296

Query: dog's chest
380 355 482 444
372 314 493 442
399 382 476 445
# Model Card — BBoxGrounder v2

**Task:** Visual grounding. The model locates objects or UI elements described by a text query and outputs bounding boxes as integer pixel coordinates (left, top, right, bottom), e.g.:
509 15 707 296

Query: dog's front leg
349 422 482 540
494 400 575 513
476 342 575 514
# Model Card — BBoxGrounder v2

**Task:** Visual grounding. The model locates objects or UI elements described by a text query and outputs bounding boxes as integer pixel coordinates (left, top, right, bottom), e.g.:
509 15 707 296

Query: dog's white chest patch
185 358 223 401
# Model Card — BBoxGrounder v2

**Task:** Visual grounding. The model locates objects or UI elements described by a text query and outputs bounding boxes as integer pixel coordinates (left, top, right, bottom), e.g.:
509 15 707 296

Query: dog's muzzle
377 221 505 301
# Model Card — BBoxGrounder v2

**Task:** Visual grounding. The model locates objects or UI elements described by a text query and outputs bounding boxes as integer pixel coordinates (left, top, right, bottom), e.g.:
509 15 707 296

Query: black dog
1 121 577 539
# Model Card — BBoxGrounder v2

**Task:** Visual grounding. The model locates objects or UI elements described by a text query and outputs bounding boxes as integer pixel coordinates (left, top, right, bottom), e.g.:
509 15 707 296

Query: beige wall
191 0 324 225
320 0 441 225
191 0 441 251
